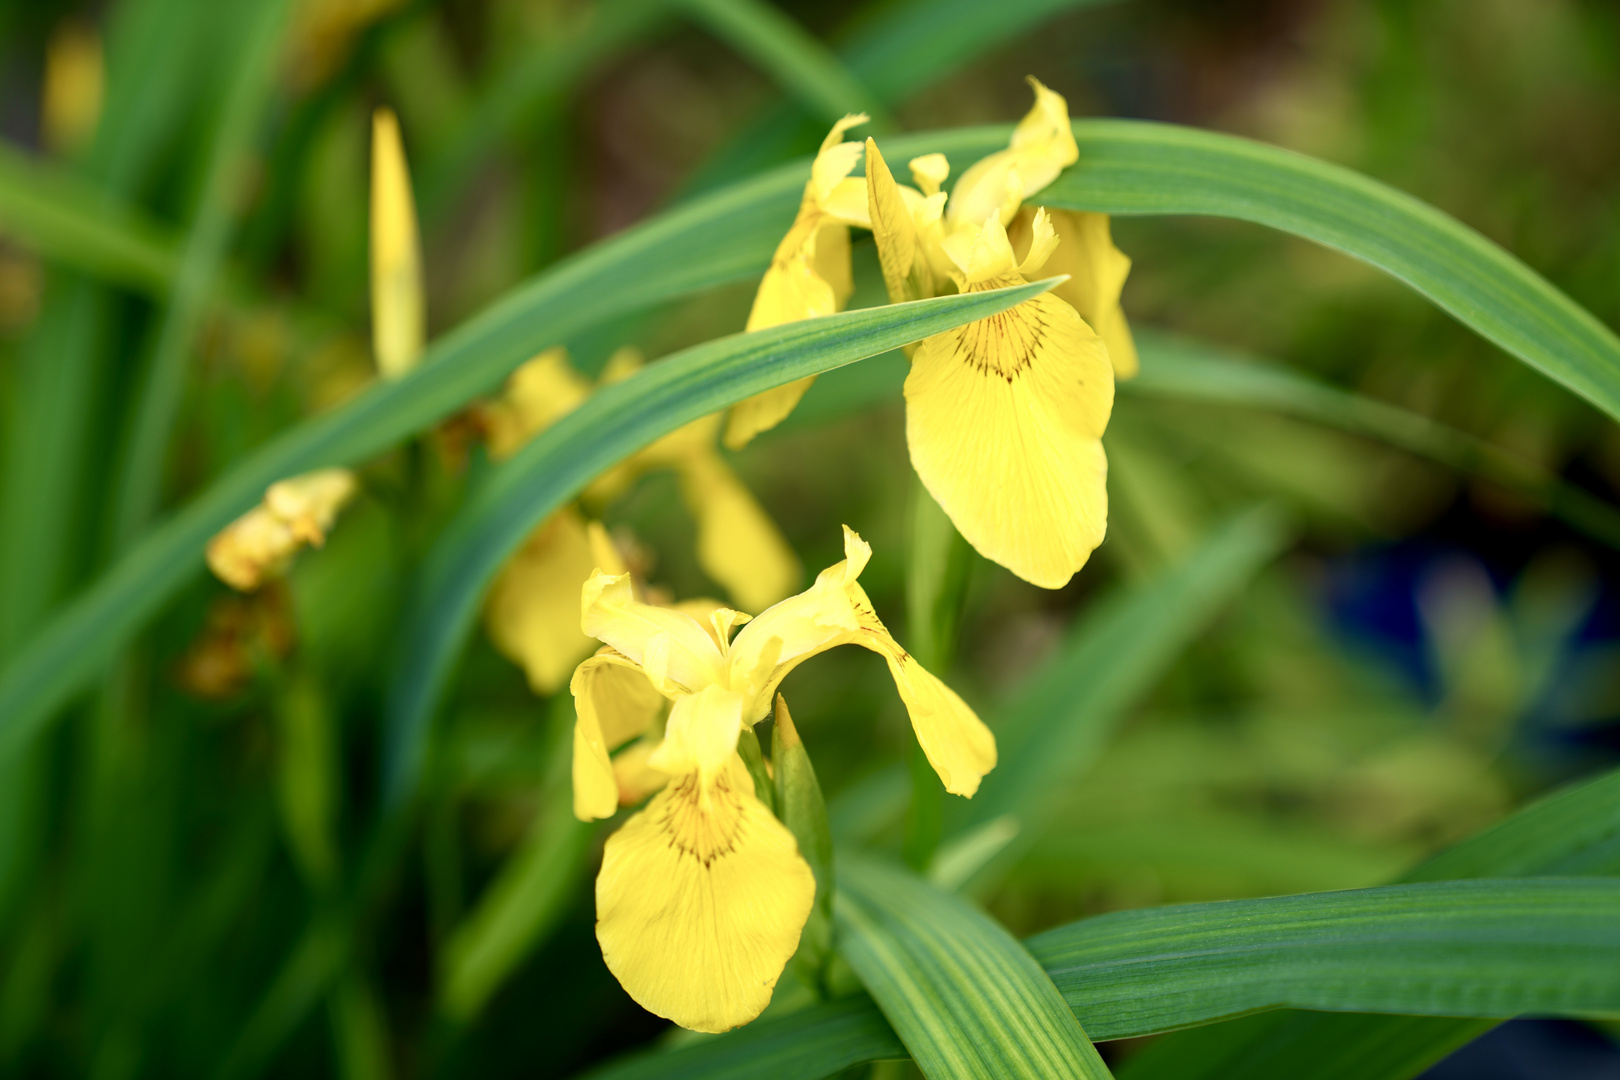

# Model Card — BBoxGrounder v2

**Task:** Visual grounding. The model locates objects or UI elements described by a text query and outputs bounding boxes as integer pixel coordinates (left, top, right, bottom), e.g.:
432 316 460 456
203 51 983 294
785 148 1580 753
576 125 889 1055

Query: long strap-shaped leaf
835 856 1114 1080
376 280 1056 802
5 118 1618 765
1026 877 1620 1036
579 767 1620 1080
1116 763 1620 1080
0 141 177 294
1039 120 1620 422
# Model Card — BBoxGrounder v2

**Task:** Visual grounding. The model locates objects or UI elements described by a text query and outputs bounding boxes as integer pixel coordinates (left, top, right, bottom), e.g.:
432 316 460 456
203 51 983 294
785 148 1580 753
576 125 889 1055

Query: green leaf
1026 878 1620 1037
677 0 890 129
1125 330 1620 550
683 0 1117 193
110 0 295 546
579 875 1620 1080
1403 762 1620 881
580 995 904 1080
1118 764 1620 1080
1038 120 1620 423
835 856 1114 1080
1116 1012 1489 1080
0 142 177 294
943 506 1288 854
417 0 672 213
6 116 1616 773
379 278 1057 805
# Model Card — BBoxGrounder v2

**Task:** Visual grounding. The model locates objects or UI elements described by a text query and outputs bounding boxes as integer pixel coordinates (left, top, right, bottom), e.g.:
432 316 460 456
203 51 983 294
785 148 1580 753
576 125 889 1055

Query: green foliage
0 1 1617 1078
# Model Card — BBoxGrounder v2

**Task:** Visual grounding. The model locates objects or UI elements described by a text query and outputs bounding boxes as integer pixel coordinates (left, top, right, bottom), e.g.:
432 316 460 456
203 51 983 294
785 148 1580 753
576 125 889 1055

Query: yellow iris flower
865 79 1135 588
572 525 995 1032
207 108 423 591
723 114 873 449
481 347 801 695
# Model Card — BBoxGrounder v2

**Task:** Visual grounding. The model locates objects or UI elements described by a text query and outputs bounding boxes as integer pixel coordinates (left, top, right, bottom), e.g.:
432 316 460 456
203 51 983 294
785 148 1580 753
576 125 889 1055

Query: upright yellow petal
581 572 726 693
486 509 603 696
1010 207 1137 378
905 221 1113 589
370 108 424 380
846 581 996 796
570 648 667 820
946 76 1078 234
678 453 801 613
866 139 931 307
595 758 815 1032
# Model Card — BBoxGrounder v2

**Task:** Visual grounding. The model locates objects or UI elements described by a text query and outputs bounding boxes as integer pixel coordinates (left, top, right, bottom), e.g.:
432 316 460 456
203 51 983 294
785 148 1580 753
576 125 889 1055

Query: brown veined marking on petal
658 769 749 868
952 279 1058 384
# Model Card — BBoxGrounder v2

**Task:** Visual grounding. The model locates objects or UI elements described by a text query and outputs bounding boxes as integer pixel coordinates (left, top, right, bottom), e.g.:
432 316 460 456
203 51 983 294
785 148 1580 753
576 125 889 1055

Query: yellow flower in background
205 109 426 592
723 115 873 450
206 470 359 591
481 347 801 696
866 79 1132 588
370 108 424 381
42 18 102 156
572 526 995 1032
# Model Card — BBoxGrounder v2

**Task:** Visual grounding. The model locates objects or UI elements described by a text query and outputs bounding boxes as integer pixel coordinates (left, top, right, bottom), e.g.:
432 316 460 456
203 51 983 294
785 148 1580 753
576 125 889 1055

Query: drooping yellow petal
726 526 871 718
479 347 591 460
581 572 726 693
846 580 996 796
595 758 815 1033
1010 206 1138 378
725 117 869 450
370 108 424 380
208 469 359 591
42 19 102 156
946 76 1078 234
906 218 1113 589
486 509 605 696
570 648 668 820
677 453 800 614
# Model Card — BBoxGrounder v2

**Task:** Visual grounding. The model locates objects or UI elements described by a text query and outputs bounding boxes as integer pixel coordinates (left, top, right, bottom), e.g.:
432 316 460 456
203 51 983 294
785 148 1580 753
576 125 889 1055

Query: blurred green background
1 0 1618 1076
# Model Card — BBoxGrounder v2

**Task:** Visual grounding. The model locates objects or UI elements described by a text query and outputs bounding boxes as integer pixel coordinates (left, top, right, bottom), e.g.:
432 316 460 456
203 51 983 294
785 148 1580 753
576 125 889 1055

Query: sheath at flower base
481 347 799 695
570 526 996 1033
723 114 873 449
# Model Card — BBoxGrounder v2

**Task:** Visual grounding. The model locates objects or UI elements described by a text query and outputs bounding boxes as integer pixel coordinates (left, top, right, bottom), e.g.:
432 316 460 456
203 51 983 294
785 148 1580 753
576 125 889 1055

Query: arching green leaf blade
1027 878 1620 1036
835 856 1113 1080
1116 763 1620 1080
580 874 1620 1080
